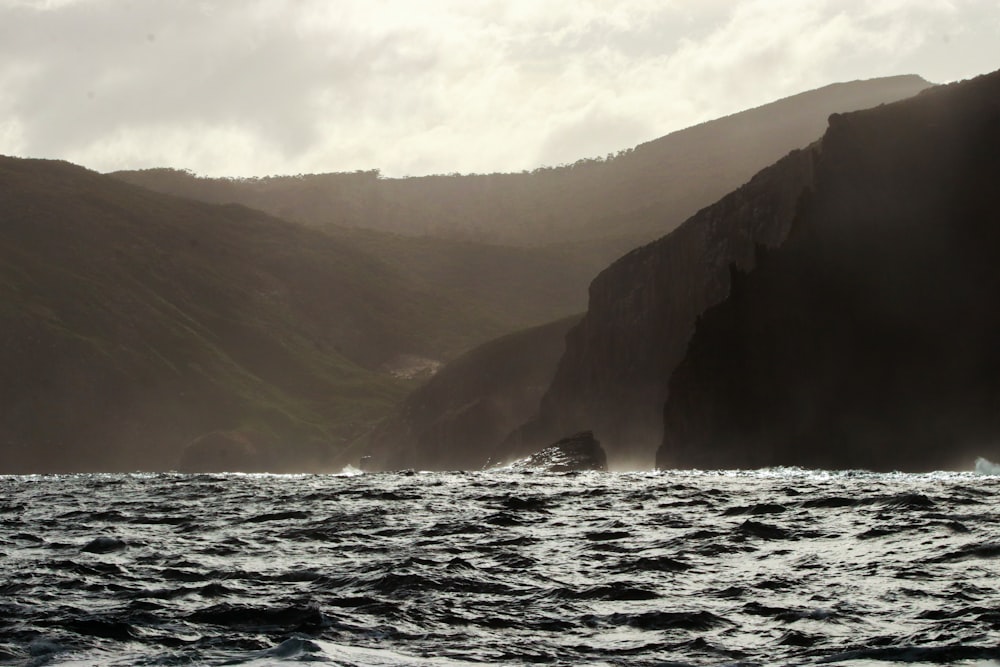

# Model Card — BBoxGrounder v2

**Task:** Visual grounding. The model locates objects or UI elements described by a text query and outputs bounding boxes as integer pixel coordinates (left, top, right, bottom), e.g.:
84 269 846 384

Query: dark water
2 468 1000 666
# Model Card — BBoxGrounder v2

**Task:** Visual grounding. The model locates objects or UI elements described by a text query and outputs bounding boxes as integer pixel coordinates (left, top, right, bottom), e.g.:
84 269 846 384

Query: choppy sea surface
2 468 1000 666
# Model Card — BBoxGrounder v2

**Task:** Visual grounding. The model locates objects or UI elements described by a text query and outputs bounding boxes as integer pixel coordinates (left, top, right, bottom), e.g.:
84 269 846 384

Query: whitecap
974 457 1000 475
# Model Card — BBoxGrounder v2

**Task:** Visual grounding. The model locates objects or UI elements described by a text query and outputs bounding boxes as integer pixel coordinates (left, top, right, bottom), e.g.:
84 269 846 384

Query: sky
0 0 997 178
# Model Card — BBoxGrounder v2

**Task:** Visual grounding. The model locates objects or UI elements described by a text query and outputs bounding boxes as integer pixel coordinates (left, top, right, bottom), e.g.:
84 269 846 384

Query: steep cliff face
364 315 580 471
498 80 939 470
504 149 819 468
659 70 1000 471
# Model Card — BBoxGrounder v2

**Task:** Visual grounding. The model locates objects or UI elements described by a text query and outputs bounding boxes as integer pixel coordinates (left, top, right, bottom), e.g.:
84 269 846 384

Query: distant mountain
660 70 1000 471
0 157 539 473
113 76 931 265
362 315 581 471
100 184 602 355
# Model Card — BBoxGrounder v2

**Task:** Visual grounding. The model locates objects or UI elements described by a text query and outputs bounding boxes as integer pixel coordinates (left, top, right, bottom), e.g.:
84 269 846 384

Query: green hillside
0 156 518 472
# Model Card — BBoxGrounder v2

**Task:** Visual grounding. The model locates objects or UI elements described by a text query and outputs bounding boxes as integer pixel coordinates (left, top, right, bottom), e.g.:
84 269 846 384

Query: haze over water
2 468 999 666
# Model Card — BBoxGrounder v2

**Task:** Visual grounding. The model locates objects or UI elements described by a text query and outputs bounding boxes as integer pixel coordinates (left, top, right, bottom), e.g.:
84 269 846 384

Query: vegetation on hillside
0 157 544 472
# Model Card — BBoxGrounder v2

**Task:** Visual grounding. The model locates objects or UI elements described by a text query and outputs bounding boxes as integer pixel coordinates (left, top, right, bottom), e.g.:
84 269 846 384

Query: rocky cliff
501 79 936 470
659 69 1000 471
503 147 820 468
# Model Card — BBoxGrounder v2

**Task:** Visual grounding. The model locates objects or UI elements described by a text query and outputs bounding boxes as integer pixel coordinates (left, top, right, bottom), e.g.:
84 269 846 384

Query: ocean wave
0 469 998 665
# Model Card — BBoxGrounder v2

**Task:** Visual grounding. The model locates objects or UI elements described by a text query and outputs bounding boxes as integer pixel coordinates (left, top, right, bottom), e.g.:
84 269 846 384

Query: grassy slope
0 156 514 472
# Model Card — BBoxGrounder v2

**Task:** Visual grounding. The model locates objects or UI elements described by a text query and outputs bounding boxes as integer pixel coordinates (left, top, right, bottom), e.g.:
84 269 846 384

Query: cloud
0 0 996 177
0 118 26 156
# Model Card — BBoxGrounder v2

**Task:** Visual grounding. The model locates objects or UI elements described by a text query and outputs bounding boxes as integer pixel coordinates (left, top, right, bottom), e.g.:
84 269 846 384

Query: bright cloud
0 0 995 176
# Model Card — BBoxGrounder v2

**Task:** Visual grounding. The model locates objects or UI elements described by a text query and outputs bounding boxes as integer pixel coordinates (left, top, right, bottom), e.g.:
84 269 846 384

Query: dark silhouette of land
0 75 940 472
660 70 1000 471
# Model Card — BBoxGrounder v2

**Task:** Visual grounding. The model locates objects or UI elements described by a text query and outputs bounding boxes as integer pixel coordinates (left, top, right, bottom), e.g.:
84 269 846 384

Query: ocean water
1 468 999 666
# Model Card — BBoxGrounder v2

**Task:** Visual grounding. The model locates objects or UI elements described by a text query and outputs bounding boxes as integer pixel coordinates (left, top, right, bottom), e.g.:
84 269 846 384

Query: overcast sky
0 0 997 177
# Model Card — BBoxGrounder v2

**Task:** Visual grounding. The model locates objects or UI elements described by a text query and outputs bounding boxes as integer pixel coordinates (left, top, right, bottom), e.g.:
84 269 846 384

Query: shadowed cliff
497 78 934 470
502 149 819 469
659 69 1000 471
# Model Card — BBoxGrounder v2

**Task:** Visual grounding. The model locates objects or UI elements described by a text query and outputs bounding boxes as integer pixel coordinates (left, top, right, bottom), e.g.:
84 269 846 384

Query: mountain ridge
112 75 931 263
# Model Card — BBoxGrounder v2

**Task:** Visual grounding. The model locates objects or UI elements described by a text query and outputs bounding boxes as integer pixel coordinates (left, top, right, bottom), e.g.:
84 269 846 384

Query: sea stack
509 431 608 472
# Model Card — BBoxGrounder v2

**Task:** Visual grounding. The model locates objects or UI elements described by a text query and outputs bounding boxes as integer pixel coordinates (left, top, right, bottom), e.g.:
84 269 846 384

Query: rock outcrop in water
81 536 127 554
507 431 607 472
659 69 1000 471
